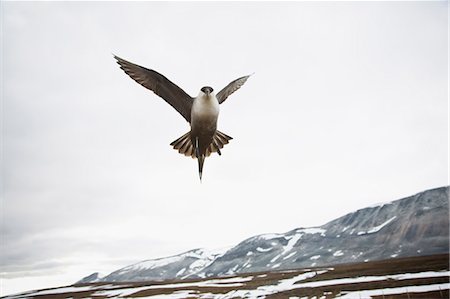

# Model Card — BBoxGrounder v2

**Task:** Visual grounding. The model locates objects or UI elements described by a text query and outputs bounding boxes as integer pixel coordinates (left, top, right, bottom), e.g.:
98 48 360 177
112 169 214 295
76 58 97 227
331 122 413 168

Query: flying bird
114 55 251 180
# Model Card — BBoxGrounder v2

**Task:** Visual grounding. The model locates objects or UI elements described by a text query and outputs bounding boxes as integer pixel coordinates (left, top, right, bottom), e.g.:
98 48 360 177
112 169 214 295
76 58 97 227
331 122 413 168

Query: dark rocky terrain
3 254 449 298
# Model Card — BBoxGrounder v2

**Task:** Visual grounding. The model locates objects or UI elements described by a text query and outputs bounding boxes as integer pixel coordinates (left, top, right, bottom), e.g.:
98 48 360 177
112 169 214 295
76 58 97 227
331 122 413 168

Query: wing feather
216 75 251 104
114 55 193 122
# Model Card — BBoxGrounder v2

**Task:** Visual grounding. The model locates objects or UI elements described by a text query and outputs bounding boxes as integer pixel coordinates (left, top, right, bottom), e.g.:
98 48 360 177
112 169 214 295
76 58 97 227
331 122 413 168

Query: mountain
78 186 449 283
99 248 228 282
77 272 103 284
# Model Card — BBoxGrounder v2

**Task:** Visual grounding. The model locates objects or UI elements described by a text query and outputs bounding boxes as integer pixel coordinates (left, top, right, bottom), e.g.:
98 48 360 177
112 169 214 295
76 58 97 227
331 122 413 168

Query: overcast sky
1 1 448 295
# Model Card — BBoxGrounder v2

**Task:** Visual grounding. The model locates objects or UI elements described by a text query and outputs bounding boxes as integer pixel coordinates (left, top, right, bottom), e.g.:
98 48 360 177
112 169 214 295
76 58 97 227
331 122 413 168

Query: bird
114 55 251 181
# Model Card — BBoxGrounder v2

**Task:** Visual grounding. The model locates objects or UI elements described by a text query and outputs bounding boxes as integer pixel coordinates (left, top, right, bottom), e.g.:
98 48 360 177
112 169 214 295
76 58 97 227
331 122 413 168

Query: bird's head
200 86 214 97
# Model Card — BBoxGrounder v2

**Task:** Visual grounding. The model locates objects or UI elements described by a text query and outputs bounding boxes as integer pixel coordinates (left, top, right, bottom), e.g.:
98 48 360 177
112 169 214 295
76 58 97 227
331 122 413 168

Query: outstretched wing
114 55 193 122
217 75 251 104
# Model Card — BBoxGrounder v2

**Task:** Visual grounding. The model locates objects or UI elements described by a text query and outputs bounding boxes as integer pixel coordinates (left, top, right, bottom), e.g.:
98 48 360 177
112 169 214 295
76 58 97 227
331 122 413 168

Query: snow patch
195 258 216 271
241 259 251 269
225 264 239 275
102 275 255 295
368 201 394 209
283 251 297 260
176 268 186 277
333 250 344 257
271 254 282 263
258 233 283 240
134 290 198 299
338 283 450 298
23 286 103 296
367 216 397 234
124 255 183 272
291 271 450 290
256 247 272 252
297 228 327 236
282 234 303 254
94 286 155 298
353 216 397 237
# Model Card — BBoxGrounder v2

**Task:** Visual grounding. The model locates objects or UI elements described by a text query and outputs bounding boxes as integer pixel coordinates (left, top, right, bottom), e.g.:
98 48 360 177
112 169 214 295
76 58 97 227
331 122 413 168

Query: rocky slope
78 186 449 283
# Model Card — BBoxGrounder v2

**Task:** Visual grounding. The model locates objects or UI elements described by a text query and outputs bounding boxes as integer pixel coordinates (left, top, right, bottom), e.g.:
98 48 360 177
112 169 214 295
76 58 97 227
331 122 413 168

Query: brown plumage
170 131 233 158
114 55 250 180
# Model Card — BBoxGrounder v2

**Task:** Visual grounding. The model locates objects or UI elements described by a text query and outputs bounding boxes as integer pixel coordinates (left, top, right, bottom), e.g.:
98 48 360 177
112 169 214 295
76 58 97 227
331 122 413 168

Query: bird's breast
191 97 220 131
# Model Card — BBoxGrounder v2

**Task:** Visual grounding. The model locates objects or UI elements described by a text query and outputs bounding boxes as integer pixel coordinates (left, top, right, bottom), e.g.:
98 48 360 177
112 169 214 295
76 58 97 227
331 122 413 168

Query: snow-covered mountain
99 248 229 282
78 186 449 284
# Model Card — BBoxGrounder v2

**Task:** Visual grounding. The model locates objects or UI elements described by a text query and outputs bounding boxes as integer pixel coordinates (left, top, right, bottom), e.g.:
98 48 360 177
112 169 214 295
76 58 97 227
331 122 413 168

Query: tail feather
215 131 232 149
176 137 188 153
198 155 205 181
213 139 222 156
180 139 191 156
170 132 188 149
206 143 218 157
206 130 232 157
170 132 195 158
170 130 233 158
214 137 224 148
217 131 233 142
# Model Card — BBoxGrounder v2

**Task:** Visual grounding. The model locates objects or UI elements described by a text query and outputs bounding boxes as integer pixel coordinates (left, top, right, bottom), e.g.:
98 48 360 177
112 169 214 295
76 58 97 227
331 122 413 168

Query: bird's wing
114 55 193 122
216 75 251 104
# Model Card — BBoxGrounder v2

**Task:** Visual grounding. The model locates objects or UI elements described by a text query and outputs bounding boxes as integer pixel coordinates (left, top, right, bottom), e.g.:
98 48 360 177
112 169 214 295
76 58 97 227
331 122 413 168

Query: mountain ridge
78 186 449 284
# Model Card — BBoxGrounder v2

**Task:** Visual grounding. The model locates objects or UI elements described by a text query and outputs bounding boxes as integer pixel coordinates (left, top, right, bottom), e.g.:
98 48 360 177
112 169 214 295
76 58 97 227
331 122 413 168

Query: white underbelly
191 98 220 132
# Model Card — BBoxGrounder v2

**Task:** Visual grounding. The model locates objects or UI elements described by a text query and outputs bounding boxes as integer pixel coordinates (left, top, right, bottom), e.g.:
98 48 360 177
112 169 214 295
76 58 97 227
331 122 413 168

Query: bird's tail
170 130 233 158
198 154 205 181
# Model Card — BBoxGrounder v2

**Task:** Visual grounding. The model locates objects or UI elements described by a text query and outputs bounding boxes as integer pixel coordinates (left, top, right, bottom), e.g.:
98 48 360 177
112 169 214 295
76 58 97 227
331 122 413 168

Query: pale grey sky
1 1 448 295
